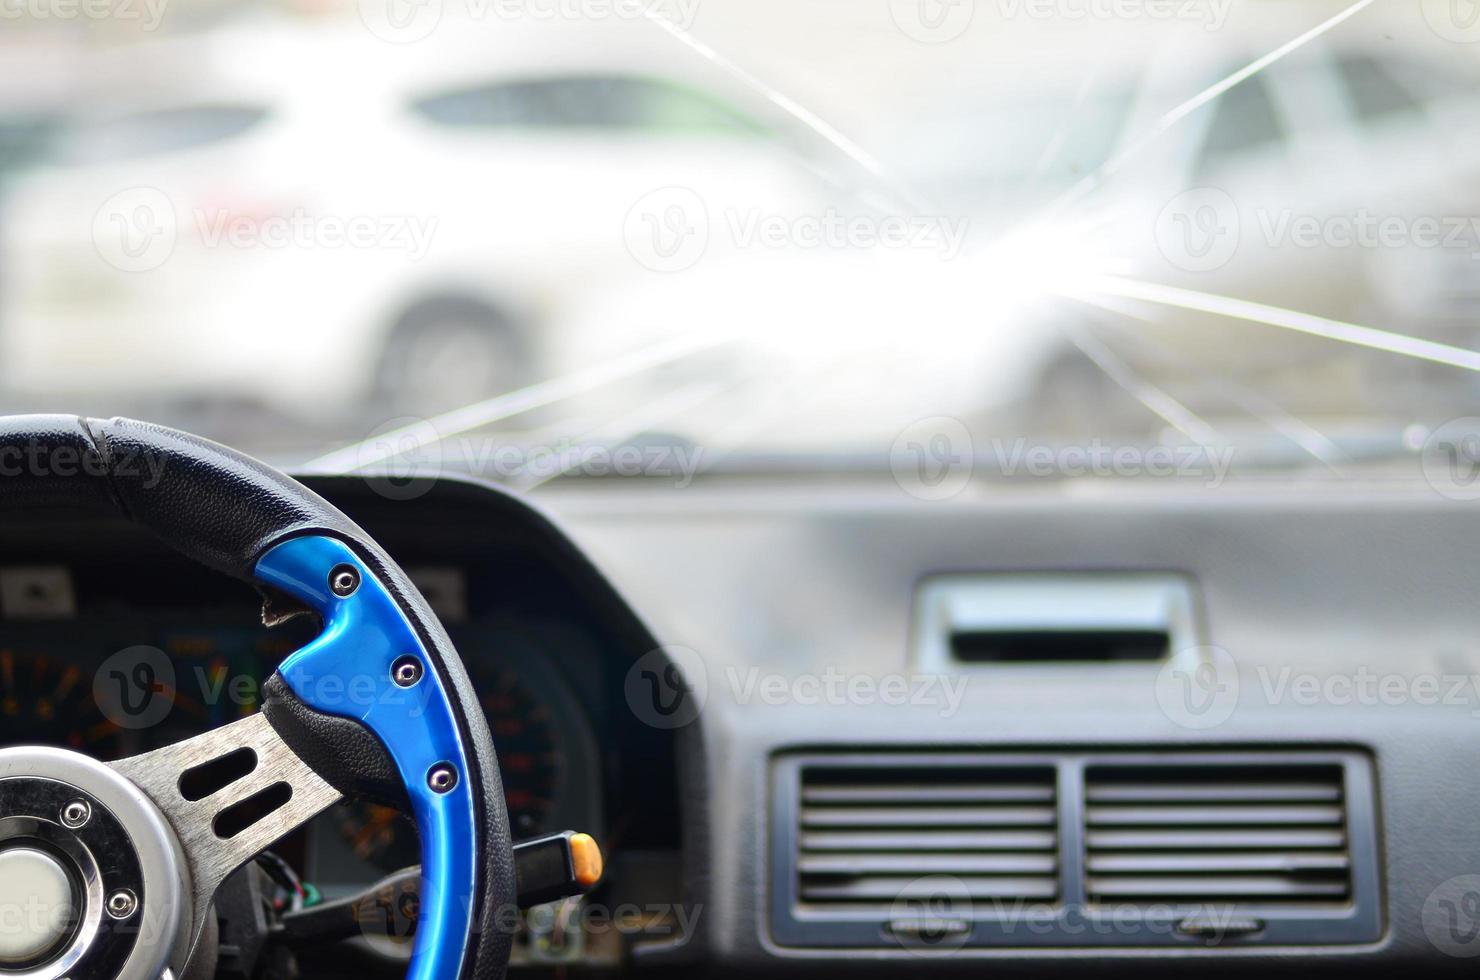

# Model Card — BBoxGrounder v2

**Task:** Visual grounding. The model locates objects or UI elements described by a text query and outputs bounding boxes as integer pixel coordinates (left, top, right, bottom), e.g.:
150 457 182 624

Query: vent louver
771 751 1380 949
794 764 1059 910
1084 764 1352 906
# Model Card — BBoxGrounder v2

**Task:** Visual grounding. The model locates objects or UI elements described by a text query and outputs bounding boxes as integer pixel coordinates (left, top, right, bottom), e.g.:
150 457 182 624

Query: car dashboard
5 470 1480 978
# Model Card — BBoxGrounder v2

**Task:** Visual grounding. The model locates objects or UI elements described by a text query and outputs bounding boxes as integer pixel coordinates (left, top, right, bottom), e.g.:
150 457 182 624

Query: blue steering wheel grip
255 535 480 980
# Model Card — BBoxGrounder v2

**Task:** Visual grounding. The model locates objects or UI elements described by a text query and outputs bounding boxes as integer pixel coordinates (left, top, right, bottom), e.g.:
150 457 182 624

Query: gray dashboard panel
538 479 1480 975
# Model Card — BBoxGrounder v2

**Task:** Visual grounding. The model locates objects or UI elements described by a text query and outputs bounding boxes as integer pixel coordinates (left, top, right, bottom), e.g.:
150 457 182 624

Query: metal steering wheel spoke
109 712 343 957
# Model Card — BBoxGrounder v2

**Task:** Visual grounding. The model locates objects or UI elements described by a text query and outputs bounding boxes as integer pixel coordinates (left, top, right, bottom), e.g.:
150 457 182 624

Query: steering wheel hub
0 748 190 980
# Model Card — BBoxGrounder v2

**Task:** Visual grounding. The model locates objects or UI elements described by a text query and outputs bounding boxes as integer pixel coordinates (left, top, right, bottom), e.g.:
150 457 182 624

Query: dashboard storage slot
913 573 1201 671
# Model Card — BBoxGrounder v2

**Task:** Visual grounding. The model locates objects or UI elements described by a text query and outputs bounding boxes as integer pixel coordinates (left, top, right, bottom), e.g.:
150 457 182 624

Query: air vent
1085 764 1352 907
772 750 1381 949
794 764 1059 911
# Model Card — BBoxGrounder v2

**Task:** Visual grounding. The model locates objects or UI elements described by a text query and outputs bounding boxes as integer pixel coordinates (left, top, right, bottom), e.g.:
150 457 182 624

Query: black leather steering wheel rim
0 414 516 980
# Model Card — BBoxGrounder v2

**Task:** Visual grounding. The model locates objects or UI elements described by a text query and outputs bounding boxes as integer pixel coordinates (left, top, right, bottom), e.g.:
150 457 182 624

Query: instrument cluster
0 565 603 893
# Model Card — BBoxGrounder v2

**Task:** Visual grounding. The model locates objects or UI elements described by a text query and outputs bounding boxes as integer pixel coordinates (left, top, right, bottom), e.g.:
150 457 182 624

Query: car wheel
375 305 527 416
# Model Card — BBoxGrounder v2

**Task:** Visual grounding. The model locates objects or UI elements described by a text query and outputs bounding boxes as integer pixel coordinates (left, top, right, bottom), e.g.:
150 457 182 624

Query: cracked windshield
2 0 1479 493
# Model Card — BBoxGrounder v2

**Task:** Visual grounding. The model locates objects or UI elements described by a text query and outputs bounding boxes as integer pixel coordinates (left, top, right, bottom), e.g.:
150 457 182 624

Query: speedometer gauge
0 649 121 757
482 665 562 837
0 648 218 760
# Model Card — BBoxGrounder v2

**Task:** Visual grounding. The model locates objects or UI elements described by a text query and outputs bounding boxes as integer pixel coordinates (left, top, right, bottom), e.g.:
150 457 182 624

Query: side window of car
1191 74 1286 183
0 115 57 175
56 106 269 165
411 75 771 138
1334 53 1422 124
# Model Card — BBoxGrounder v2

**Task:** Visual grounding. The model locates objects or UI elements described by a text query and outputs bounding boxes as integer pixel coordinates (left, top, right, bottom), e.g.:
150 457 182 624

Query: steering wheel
0 416 517 980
